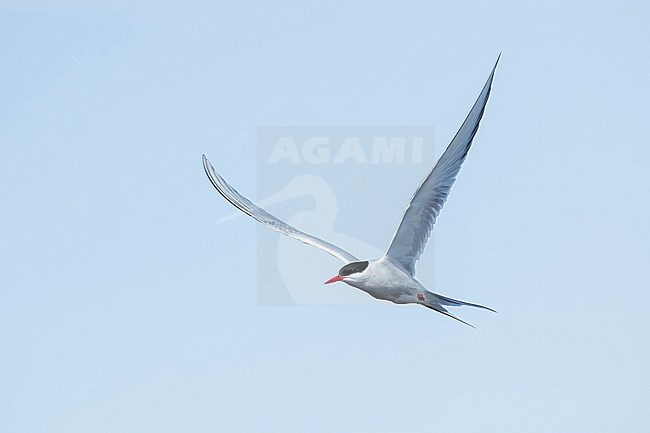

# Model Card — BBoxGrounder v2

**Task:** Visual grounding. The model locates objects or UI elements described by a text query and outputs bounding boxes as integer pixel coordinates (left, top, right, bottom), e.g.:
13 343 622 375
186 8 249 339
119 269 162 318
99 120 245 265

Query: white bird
203 56 500 327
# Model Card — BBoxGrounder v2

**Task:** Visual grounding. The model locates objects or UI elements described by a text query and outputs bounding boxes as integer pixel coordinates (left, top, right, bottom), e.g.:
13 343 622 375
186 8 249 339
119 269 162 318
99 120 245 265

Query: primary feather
202 155 359 264
384 55 500 276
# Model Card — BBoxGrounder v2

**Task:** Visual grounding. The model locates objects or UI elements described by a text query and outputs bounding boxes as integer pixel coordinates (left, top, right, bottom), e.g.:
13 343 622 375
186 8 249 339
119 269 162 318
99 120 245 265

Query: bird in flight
203 56 500 327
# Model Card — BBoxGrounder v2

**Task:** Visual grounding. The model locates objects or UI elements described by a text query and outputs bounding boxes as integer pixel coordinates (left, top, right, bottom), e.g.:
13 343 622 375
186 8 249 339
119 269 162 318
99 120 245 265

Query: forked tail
423 303 477 328
432 293 496 313
423 292 496 328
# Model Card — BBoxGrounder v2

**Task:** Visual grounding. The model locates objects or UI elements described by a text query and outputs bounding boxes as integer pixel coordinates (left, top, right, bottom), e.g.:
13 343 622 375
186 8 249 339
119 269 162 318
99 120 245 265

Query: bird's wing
384 56 499 276
203 155 359 264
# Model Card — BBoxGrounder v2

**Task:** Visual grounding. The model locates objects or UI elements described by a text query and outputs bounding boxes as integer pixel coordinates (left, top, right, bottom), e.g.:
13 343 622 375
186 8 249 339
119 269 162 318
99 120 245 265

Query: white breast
345 258 421 303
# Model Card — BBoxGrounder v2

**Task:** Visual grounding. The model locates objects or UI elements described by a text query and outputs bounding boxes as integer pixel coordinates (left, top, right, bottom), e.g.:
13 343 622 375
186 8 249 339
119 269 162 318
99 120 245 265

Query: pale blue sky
2 1 649 432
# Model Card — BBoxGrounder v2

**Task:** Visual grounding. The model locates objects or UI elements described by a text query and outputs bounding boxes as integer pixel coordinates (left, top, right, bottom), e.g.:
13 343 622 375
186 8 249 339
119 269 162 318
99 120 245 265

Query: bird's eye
339 268 353 276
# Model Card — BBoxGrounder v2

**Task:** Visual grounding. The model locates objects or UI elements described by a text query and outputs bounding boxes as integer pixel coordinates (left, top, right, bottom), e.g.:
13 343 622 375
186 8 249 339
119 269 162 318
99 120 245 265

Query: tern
203 57 499 327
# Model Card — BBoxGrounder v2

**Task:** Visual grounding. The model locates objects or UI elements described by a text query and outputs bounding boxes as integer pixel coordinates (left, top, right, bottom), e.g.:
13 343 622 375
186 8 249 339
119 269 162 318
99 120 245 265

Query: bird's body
326 257 494 327
344 258 421 304
203 56 501 327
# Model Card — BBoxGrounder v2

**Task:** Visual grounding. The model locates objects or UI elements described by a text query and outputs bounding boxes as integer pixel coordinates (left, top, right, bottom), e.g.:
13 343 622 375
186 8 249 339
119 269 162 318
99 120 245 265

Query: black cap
338 261 369 277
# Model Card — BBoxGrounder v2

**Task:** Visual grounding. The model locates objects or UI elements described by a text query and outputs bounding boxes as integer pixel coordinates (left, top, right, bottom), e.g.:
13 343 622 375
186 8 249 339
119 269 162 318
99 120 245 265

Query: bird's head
324 260 370 284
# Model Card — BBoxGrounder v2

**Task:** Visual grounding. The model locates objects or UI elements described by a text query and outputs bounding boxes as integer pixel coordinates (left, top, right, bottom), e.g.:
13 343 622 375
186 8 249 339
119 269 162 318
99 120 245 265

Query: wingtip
481 53 501 91
202 154 219 185
491 53 501 75
202 154 213 172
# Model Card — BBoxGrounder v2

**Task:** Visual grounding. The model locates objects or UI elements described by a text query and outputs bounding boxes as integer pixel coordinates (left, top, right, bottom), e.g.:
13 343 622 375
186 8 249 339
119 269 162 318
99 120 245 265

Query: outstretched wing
203 155 359 264
385 56 499 276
